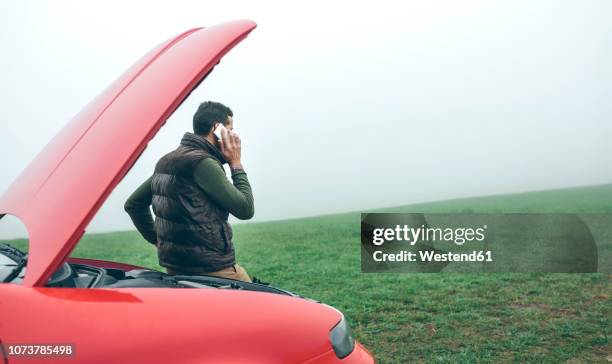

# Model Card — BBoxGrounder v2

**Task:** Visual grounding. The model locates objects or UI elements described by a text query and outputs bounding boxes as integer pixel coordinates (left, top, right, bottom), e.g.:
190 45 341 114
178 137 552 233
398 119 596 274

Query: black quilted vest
151 132 235 273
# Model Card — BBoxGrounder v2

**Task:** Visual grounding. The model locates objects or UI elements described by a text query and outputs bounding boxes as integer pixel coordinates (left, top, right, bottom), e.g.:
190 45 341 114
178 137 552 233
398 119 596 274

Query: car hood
0 20 256 286
2 285 344 363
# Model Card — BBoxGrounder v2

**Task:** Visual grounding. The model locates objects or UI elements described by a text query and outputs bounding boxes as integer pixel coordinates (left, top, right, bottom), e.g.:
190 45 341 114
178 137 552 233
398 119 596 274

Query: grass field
9 184 612 363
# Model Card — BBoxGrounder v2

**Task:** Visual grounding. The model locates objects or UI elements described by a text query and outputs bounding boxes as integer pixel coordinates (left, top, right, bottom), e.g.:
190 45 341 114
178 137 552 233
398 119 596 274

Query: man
124 101 254 282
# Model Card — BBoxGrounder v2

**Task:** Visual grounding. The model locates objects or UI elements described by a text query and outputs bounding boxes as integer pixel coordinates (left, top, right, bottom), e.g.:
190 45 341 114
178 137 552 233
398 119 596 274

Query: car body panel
0 284 372 364
1 257 375 362
303 343 375 364
0 20 256 286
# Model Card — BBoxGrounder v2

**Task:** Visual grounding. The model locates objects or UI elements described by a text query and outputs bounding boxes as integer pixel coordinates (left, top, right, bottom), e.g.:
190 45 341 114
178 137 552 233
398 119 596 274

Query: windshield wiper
1 244 28 283
170 275 295 296
3 254 27 283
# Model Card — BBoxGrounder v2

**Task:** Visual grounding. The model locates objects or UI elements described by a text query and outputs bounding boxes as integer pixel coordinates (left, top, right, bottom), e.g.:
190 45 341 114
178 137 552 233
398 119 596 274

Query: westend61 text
373 250 493 263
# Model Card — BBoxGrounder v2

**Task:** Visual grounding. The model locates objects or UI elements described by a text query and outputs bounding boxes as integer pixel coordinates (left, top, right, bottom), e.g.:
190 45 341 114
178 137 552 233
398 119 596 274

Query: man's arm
194 159 254 220
124 176 158 245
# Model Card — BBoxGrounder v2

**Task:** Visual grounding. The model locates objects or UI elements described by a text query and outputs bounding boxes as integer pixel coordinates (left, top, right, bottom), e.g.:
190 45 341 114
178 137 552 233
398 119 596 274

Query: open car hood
0 20 256 286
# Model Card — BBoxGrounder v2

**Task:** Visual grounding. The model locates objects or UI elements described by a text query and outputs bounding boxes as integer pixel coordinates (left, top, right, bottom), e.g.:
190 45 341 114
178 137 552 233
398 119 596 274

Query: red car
0 20 375 363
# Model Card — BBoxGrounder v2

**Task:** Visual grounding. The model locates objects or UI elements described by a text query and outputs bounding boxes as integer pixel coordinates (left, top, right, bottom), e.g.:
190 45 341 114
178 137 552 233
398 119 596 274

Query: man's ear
211 122 220 134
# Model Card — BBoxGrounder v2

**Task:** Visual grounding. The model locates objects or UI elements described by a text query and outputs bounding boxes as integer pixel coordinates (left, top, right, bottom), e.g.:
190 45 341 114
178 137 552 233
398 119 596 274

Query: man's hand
219 128 243 169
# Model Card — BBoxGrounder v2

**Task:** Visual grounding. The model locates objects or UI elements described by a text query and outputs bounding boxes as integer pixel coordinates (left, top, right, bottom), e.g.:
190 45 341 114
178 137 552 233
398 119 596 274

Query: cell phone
213 124 227 142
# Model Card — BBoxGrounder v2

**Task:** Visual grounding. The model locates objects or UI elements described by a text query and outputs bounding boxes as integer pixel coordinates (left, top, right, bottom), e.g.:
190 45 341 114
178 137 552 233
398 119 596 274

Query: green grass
9 183 612 363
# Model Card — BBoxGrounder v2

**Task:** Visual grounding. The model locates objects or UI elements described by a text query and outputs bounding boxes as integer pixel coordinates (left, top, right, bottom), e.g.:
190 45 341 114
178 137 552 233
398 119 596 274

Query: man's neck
202 133 218 147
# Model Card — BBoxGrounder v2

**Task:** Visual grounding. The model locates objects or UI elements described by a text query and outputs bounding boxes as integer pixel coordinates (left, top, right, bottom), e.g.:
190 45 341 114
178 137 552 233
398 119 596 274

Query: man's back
124 101 254 281
151 132 236 273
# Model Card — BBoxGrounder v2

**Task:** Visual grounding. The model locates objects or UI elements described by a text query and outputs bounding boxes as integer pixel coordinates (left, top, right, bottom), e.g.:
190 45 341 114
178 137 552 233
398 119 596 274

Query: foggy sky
0 1 611 237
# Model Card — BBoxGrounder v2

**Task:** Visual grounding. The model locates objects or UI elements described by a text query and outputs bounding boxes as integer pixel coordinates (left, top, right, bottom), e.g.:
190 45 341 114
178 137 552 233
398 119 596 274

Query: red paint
1 284 374 363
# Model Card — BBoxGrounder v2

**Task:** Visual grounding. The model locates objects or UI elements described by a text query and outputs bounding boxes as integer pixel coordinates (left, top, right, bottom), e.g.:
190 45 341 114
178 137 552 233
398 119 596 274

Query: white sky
0 0 611 236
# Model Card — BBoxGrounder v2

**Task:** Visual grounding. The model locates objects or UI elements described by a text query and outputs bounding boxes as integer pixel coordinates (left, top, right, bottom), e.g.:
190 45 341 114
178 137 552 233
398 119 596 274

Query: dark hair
192 101 233 135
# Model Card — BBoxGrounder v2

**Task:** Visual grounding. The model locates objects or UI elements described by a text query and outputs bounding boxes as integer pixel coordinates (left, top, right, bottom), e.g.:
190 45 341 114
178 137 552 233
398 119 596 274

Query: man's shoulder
154 147 218 174
195 157 225 175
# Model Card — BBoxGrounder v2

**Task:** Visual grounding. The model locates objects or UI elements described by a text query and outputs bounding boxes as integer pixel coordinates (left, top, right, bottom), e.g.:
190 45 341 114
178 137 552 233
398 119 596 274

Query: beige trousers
167 264 251 283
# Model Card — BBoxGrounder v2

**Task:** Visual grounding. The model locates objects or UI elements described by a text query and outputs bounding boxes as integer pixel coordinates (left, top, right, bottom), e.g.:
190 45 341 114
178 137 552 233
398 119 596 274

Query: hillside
6 183 612 363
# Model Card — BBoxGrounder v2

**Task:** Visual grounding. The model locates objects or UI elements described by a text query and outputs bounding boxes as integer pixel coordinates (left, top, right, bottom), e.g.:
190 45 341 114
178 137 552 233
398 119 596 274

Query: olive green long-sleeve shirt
124 159 254 245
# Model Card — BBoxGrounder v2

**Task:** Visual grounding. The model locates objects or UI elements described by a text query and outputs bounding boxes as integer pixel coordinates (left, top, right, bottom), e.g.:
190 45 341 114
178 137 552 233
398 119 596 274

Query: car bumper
303 341 375 363
344 342 375 363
